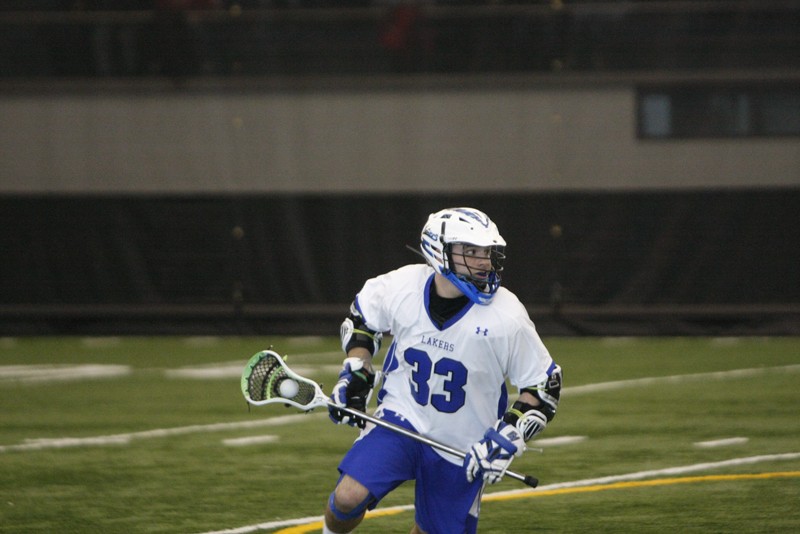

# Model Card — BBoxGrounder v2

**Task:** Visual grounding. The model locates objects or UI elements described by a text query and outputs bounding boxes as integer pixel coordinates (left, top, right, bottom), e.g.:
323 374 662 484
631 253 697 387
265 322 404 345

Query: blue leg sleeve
328 491 374 522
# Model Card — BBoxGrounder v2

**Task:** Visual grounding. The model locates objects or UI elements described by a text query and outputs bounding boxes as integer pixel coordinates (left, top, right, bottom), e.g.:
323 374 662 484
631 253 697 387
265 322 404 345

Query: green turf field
1 336 798 533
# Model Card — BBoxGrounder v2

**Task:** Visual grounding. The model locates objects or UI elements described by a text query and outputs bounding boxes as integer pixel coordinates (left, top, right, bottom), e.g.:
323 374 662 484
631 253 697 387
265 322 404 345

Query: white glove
515 408 548 442
464 421 526 484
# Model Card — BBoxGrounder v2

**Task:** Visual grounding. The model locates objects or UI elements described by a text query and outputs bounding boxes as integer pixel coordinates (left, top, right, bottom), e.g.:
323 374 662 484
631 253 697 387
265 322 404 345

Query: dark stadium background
1 1 798 336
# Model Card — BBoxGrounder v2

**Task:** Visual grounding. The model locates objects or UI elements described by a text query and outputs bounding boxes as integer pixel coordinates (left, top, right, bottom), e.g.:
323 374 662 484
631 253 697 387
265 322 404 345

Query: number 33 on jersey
354 263 555 462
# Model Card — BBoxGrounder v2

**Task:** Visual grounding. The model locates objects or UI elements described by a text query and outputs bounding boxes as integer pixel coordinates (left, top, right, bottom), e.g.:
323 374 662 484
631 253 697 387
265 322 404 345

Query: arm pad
340 302 383 356
504 363 562 441
521 362 562 422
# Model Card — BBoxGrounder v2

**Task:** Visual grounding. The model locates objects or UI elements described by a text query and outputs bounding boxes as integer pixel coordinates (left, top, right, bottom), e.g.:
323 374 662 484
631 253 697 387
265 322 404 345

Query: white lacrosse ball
278 378 299 398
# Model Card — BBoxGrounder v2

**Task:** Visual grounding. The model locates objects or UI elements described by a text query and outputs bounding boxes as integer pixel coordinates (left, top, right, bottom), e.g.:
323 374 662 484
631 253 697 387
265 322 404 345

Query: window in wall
637 86 800 139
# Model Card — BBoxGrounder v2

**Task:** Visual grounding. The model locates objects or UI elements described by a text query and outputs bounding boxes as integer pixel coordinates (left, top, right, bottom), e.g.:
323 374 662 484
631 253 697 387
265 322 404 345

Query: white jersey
354 263 554 464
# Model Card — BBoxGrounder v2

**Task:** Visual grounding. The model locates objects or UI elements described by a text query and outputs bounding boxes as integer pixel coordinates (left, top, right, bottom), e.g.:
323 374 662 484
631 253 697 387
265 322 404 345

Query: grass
1 336 799 533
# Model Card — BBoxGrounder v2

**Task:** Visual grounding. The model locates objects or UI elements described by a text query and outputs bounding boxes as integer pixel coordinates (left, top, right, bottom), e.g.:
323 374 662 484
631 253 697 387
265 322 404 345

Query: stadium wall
1 79 798 193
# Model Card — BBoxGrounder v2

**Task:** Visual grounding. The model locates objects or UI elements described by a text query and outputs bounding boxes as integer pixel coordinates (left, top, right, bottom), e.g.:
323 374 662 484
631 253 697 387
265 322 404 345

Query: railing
1 1 799 78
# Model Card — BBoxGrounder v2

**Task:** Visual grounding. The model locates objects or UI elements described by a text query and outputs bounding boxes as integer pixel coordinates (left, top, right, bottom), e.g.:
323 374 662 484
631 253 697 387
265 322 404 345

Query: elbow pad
521 363 562 422
340 302 383 356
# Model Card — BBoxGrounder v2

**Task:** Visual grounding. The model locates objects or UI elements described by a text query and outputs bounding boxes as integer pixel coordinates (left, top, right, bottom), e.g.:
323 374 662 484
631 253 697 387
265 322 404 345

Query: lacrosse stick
240 349 539 488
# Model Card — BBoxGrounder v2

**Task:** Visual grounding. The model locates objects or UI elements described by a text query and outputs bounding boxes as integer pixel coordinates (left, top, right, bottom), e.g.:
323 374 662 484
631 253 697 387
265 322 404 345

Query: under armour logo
475 327 488 336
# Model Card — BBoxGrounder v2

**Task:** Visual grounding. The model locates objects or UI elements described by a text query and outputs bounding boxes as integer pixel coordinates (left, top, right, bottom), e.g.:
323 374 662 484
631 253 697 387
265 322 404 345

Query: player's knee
334 475 369 507
329 477 373 521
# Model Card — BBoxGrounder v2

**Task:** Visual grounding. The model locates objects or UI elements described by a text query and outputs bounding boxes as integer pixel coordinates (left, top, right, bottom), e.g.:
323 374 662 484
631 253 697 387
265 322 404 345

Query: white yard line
0 359 341 383
164 363 246 379
535 435 587 447
564 364 800 396
164 363 342 379
0 364 131 383
198 452 800 534
0 413 324 453
695 437 749 448
16 436 133 450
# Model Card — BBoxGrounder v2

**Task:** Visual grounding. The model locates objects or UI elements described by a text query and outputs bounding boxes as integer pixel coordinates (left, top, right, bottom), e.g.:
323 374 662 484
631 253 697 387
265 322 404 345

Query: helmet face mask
445 242 505 301
420 208 506 305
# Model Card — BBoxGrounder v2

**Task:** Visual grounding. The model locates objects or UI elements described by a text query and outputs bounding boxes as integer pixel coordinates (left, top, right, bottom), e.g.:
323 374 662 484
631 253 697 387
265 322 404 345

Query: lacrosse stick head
241 349 326 410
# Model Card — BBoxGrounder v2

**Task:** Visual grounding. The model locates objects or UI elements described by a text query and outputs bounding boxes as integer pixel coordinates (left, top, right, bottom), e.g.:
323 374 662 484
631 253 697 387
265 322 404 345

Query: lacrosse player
325 207 561 534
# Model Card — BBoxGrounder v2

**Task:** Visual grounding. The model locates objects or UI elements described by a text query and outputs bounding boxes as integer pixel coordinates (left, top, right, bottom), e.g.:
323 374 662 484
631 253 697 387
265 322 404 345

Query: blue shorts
337 411 484 534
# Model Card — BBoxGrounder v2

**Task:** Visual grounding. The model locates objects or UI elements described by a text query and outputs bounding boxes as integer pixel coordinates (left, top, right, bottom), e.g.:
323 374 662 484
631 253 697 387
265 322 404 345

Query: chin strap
443 271 497 305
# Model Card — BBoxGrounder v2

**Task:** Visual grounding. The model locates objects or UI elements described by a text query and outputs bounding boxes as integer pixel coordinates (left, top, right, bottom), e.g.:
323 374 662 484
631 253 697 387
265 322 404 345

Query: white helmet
419 207 506 304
